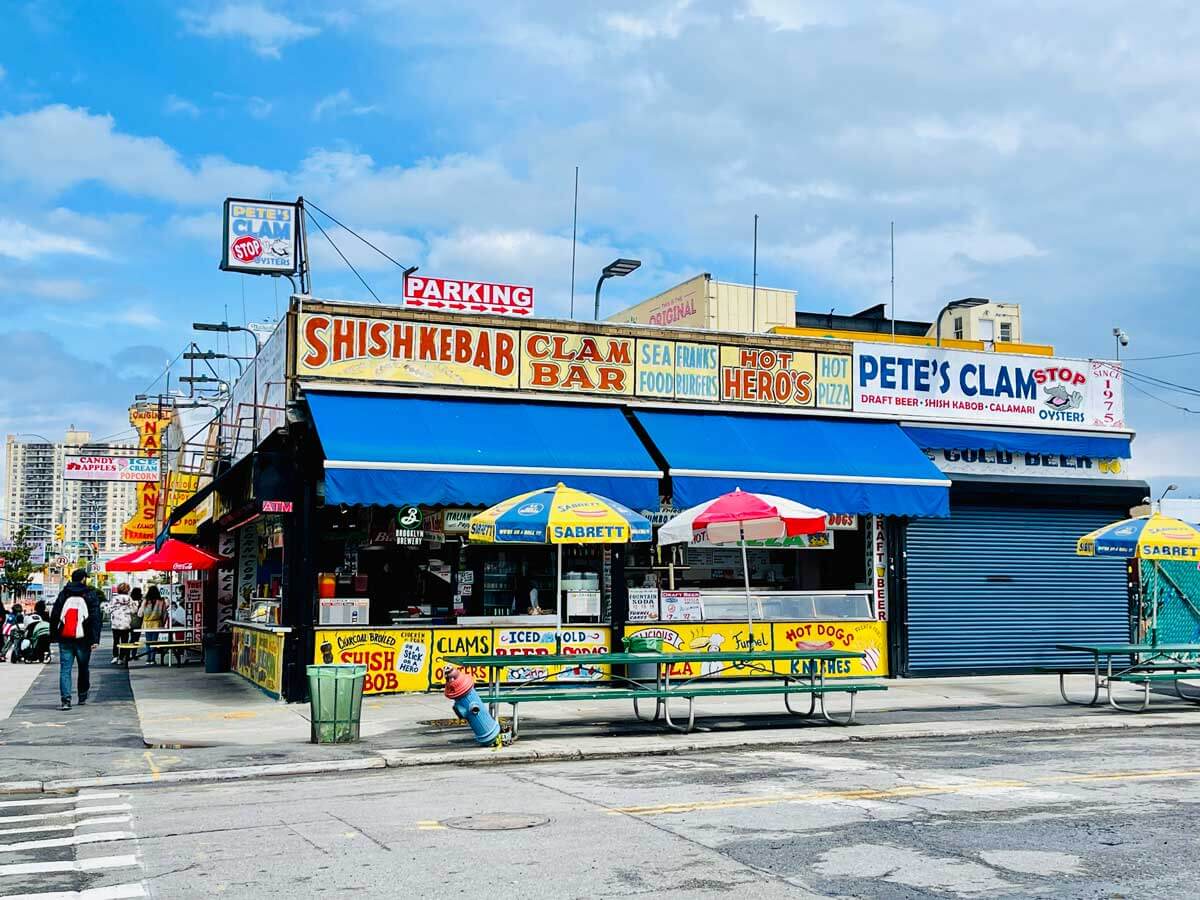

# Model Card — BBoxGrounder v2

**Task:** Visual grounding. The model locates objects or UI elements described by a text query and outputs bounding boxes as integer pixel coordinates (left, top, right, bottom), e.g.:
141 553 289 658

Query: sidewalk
4 663 1199 793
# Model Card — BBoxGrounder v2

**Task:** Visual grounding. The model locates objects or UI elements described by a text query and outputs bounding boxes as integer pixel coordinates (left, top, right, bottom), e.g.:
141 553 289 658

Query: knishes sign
854 345 1125 432
404 275 534 317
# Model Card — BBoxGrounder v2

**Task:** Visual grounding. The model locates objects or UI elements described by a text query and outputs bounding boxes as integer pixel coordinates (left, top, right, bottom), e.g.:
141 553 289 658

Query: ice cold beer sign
854 345 1125 432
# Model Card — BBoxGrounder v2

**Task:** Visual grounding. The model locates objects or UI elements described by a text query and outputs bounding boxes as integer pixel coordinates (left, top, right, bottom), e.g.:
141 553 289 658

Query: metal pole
570 166 579 319
751 214 758 331
890 221 896 344
593 274 607 321
741 526 753 634
556 543 563 647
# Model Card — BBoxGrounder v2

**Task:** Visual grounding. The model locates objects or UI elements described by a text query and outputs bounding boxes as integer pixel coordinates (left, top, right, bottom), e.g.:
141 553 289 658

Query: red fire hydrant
444 667 501 745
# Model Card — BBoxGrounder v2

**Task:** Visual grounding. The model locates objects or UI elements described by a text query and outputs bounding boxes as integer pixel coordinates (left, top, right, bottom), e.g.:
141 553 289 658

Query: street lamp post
593 258 642 321
184 349 247 377
193 322 263 448
934 298 988 347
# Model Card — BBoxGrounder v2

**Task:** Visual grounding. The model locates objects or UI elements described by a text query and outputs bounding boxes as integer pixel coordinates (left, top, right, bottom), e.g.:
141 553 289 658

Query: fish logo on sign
518 503 544 516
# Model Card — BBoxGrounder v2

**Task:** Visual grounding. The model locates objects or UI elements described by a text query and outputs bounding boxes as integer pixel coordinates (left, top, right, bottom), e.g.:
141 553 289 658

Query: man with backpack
50 569 103 711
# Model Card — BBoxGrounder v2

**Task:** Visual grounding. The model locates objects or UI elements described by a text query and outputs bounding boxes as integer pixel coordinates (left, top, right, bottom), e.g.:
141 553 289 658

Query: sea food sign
297 313 853 411
220 198 298 275
854 345 1125 431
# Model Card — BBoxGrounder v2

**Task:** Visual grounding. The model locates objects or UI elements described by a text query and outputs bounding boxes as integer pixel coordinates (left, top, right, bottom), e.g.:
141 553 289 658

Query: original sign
854 345 1125 431
64 456 159 482
296 312 853 411
221 199 298 276
404 275 533 317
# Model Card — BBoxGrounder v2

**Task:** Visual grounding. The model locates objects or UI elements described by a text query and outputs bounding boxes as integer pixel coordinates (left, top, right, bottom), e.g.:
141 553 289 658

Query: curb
4 713 1196 794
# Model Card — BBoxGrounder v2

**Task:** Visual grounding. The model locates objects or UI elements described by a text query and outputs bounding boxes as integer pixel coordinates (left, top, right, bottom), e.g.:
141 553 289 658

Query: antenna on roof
890 221 896 344
752 214 759 331
569 166 579 320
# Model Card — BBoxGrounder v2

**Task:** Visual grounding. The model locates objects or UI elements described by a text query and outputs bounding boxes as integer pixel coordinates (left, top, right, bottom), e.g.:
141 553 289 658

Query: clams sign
220 198 298 276
854 345 1124 431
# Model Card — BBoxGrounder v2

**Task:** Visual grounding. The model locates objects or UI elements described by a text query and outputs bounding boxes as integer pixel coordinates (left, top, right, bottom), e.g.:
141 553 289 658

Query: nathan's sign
854 345 1125 432
121 406 172 545
297 313 852 411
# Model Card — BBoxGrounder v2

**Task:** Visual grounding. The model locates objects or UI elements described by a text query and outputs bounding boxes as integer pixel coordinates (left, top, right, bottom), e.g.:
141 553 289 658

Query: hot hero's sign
297 313 852 411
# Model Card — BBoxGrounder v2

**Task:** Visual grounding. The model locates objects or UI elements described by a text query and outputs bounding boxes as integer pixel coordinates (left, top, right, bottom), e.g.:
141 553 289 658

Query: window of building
999 321 1012 342
953 316 964 340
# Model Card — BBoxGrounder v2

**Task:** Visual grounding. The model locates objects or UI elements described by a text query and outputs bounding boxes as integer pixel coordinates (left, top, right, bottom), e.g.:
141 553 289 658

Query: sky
0 1 1197 495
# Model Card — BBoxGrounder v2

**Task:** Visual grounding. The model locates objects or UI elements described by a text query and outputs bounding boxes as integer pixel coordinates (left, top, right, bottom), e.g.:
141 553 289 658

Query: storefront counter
622 620 888 678
232 623 292 699
313 624 615 694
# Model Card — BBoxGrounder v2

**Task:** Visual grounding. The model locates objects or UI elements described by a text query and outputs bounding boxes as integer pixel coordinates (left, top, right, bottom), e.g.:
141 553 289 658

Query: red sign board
404 276 534 317
262 501 293 513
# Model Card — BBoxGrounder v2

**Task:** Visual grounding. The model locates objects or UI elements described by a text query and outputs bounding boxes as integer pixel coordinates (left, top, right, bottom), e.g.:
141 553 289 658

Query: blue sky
0 1 1197 493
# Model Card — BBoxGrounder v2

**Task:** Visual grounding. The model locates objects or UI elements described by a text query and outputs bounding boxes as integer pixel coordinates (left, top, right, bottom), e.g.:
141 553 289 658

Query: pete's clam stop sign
221 199 299 275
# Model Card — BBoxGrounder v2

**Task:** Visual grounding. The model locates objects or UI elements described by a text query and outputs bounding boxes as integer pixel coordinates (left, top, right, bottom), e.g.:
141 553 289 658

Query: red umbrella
657 489 827 630
139 539 226 572
105 545 156 572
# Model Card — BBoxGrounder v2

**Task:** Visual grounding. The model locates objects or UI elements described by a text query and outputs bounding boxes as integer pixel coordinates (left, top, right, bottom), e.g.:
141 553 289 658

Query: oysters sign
220 198 298 276
854 344 1125 431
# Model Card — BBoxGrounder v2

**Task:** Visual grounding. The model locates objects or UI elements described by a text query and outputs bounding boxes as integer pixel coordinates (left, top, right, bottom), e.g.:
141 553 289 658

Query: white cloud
311 89 377 121
0 275 93 302
0 64 6 80
0 218 107 261
0 105 282 203
180 3 318 59
605 1 695 40
164 94 200 117
213 92 273 119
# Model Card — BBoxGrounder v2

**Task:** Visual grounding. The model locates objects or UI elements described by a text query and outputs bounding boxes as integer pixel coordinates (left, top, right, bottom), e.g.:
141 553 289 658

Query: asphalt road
110 726 1200 899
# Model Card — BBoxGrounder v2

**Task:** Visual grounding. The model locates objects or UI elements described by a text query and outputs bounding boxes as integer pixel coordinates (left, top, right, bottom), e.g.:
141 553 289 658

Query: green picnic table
1054 643 1200 712
444 649 885 738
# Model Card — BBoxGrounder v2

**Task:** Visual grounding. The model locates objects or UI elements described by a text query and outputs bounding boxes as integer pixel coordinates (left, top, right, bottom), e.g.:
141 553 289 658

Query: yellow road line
416 820 446 831
611 767 1200 817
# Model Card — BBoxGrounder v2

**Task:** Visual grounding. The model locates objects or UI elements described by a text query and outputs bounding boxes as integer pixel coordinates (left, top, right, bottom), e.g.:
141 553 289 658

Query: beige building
3 429 139 559
929 300 1024 345
605 273 796 334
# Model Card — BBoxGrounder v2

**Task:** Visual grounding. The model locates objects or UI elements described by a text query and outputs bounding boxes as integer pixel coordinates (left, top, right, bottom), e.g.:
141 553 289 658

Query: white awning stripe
668 468 951 488
324 460 660 479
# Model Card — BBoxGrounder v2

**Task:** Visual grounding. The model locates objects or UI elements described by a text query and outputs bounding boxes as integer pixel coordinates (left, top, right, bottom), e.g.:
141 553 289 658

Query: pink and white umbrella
657 489 827 630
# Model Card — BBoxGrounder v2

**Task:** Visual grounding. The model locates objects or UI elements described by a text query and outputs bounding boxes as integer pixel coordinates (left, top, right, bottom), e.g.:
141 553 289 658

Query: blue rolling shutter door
906 506 1130 674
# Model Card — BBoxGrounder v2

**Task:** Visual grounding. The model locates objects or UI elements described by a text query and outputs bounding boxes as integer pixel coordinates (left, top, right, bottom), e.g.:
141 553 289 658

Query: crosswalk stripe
0 816 131 837
0 855 138 876
0 806 131 825
0 884 146 900
0 832 134 853
0 793 121 810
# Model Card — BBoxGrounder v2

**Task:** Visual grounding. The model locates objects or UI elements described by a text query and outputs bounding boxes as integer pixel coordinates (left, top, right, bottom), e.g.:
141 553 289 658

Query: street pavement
0 789 146 899
125 727 1200 898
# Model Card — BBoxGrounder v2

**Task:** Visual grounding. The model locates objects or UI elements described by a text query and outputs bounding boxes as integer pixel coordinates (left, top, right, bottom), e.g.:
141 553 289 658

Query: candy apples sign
221 198 298 275
404 275 534 317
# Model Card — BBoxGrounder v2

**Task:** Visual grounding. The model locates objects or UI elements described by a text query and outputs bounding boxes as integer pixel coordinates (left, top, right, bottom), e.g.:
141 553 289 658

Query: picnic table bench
1053 643 1200 712
444 649 886 739
118 628 202 666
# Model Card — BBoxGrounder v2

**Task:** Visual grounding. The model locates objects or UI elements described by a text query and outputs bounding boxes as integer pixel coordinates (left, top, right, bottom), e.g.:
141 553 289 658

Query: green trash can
307 664 367 744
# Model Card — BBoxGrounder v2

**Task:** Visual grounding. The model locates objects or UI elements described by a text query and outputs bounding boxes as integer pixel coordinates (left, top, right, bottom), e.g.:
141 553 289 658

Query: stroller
8 616 51 663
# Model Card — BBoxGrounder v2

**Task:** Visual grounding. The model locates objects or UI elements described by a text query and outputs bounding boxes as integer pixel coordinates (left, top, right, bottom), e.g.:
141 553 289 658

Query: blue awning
306 393 662 509
633 410 950 517
903 425 1131 459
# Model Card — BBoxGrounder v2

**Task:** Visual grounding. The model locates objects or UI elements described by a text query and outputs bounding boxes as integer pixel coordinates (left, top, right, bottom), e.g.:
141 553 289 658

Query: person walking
139 586 167 666
50 569 102 711
105 582 135 665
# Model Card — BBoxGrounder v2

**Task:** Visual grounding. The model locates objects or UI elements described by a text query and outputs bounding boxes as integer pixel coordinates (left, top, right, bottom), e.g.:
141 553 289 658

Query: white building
2 429 139 558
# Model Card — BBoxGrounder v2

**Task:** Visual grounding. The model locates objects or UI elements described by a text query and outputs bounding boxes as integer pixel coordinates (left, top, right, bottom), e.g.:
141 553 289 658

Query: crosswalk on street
0 790 146 899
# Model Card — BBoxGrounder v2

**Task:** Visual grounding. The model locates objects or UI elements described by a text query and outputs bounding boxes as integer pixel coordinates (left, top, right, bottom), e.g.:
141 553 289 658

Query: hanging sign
854 345 1125 432
220 198 298 275
121 405 172 546
404 275 534 317
64 456 159 482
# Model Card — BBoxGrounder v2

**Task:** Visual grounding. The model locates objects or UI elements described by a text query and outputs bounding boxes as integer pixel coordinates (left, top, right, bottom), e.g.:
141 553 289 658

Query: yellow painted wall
772 325 1055 356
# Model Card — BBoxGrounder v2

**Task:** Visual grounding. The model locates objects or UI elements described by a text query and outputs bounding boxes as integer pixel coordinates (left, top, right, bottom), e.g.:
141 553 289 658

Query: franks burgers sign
404 275 534 317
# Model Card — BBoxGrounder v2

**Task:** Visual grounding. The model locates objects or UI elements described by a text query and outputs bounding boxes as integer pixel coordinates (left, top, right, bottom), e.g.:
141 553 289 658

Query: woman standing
140 586 167 665
106 582 135 665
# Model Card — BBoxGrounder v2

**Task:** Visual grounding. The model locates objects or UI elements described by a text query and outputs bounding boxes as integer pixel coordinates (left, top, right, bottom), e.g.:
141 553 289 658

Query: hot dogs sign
296 312 853 411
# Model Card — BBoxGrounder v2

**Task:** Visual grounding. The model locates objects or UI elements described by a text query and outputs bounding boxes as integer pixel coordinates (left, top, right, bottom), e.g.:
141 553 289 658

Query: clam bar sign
855 345 1124 432
297 312 853 411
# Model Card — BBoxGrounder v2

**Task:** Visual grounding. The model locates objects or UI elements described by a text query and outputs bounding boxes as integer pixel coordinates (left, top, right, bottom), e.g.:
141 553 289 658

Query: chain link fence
1140 559 1200 645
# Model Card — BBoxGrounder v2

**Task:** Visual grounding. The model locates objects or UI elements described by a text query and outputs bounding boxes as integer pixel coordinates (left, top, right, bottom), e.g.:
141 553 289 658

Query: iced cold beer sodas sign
854 345 1125 432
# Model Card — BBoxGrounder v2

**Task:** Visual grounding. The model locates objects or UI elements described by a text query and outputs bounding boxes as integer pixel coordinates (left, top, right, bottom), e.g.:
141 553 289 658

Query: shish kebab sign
403 274 534 317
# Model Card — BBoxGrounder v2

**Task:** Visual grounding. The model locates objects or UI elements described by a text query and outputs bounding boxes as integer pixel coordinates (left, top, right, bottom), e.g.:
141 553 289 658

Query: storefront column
281 439 319 702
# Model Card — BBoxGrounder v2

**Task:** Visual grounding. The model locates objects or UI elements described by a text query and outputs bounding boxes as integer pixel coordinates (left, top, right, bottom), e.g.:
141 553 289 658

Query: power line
307 212 382 304
1127 380 1200 414
1123 349 1200 362
304 199 414 273
1123 367 1200 398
